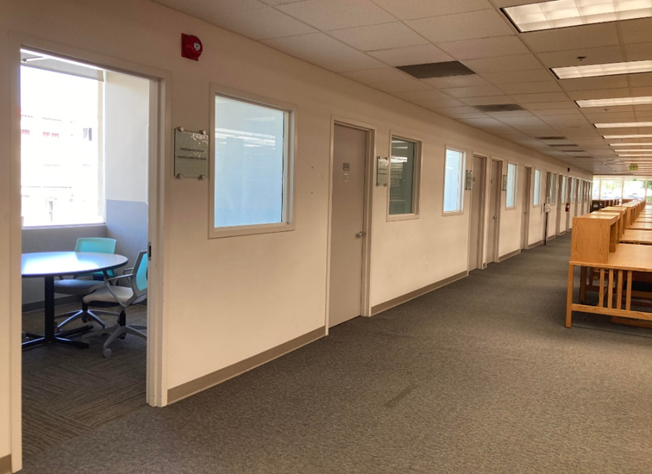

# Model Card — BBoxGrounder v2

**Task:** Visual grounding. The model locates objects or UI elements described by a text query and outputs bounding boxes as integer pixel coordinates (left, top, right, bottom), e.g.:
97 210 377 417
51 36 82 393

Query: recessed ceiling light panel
577 97 652 107
604 134 652 139
503 0 652 32
614 149 652 152
595 122 652 128
552 60 652 79
610 142 652 146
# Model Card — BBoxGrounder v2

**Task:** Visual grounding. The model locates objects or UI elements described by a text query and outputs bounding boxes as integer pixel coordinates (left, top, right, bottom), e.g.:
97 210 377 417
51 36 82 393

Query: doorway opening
18 49 157 459
468 154 486 271
328 122 372 328
486 159 502 264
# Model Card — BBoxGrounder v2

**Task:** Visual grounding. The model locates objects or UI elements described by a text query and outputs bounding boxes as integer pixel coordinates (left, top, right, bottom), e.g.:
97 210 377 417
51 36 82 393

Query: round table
22 252 128 349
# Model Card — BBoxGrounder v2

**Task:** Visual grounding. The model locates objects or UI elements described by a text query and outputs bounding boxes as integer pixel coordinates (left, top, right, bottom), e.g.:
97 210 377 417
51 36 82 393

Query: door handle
492 215 497 219
356 231 366 238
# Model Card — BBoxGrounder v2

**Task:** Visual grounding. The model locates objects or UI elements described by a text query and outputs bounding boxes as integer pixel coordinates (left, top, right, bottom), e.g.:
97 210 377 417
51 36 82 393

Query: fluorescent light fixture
552 60 652 79
577 97 652 107
604 134 652 139
595 122 652 128
504 0 652 33
614 149 652 152
610 142 652 146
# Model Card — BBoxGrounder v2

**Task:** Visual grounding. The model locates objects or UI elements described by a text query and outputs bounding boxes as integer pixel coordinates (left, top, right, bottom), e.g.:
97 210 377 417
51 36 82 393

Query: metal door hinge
356 231 366 238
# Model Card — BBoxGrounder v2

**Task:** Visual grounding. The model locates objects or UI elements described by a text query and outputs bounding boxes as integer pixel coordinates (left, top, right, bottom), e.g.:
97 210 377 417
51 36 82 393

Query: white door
468 155 486 271
487 160 501 263
329 124 367 328
521 167 531 249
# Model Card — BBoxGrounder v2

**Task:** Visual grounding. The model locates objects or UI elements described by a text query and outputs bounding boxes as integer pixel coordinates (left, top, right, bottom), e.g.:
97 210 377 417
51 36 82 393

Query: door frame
467 154 487 270
8 33 170 470
521 166 532 250
326 116 375 330
488 158 503 263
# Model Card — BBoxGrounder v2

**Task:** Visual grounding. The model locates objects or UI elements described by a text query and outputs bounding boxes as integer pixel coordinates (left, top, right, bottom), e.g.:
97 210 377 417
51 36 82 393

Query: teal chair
82 250 148 358
54 237 118 331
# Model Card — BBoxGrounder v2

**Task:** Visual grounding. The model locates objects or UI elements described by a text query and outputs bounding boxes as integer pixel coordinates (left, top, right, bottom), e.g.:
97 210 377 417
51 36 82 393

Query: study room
19 50 153 457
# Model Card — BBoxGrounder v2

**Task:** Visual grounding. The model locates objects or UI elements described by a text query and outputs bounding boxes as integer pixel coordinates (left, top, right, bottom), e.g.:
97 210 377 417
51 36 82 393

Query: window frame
387 131 422 221
208 84 296 239
442 146 467 216
504 162 518 210
533 169 542 207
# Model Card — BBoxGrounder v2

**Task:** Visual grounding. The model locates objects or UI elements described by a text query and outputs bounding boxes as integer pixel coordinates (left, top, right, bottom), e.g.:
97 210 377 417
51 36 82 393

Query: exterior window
20 66 103 227
506 163 517 209
533 169 542 206
623 179 644 200
549 173 557 205
600 179 622 200
211 93 293 236
443 148 465 213
389 137 420 216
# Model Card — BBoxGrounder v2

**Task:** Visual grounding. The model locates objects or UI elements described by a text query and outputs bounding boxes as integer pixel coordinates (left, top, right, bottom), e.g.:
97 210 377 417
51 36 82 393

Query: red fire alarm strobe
181 34 202 61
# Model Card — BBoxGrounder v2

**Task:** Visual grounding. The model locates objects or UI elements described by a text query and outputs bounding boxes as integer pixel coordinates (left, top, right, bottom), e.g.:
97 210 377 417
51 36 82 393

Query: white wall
0 0 592 468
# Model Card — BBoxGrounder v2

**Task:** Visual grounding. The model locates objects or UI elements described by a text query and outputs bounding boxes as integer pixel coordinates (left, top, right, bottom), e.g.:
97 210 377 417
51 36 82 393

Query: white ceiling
151 0 652 175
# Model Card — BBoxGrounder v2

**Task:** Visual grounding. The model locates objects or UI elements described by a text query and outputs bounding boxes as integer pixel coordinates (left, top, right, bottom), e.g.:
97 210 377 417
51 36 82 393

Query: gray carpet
22 234 652 473
22 303 147 457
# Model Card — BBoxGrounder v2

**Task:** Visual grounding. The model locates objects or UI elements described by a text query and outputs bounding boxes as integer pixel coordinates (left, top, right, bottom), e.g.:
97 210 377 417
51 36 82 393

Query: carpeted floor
21 233 652 473
22 303 147 458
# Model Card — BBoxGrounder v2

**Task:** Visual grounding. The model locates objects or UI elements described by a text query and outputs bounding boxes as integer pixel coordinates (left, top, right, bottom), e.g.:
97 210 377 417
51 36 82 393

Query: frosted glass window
213 95 289 228
549 173 557 205
389 138 419 215
533 169 542 206
570 178 575 203
561 176 567 203
443 148 465 213
506 163 517 209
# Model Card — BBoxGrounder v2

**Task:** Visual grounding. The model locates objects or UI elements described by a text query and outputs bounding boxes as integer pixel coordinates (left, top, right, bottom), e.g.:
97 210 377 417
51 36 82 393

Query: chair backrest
74 237 117 254
131 250 148 299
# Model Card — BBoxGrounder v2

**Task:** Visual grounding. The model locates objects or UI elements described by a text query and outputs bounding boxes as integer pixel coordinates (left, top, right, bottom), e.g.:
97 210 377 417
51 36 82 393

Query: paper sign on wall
174 128 208 179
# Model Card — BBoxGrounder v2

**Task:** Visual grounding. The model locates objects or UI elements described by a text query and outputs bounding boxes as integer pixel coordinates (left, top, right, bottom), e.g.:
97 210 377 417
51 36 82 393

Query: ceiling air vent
475 104 525 112
536 136 566 140
549 143 579 147
397 61 475 79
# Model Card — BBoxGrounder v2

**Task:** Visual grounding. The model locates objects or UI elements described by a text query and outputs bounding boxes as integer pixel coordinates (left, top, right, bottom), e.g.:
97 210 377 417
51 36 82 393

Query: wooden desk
621 229 652 245
572 214 619 262
595 210 625 238
566 244 652 327
628 222 652 230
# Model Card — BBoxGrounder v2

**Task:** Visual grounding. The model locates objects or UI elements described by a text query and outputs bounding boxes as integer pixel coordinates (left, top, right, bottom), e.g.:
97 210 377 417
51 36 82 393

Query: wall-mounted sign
376 156 389 186
630 164 639 171
465 170 473 190
174 128 208 179
501 174 508 191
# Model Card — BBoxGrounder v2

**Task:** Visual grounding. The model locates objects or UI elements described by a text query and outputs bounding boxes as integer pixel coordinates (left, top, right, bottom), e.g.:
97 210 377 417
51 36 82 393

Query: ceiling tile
422 74 490 88
539 46 624 68
625 43 652 61
367 44 453 66
630 74 652 88
406 10 514 44
460 95 515 106
260 0 306 4
393 89 453 102
462 54 542 73
443 84 504 98
480 69 553 84
369 0 493 21
431 106 486 116
262 33 385 72
153 0 266 15
459 117 515 130
498 81 562 95
533 109 584 116
620 18 652 45
328 22 428 51
567 88 631 100
341 67 432 92
512 92 570 103
421 98 469 108
438 36 529 60
559 76 629 92
521 24 619 53
205 6 317 40
277 0 395 30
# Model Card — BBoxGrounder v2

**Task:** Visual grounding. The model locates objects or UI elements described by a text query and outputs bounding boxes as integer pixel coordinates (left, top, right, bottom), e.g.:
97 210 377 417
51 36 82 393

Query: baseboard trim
371 271 467 316
167 327 326 404
547 234 556 241
0 454 11 474
528 240 543 249
498 249 521 262
22 295 80 313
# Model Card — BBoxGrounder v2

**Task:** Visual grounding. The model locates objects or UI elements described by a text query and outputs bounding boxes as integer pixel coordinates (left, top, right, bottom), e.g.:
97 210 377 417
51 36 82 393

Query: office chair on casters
82 250 148 358
54 237 118 331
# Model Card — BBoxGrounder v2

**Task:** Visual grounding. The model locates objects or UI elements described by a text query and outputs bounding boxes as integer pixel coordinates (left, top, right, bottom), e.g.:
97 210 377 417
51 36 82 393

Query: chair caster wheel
82 316 89 323
120 333 126 340
103 349 112 358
